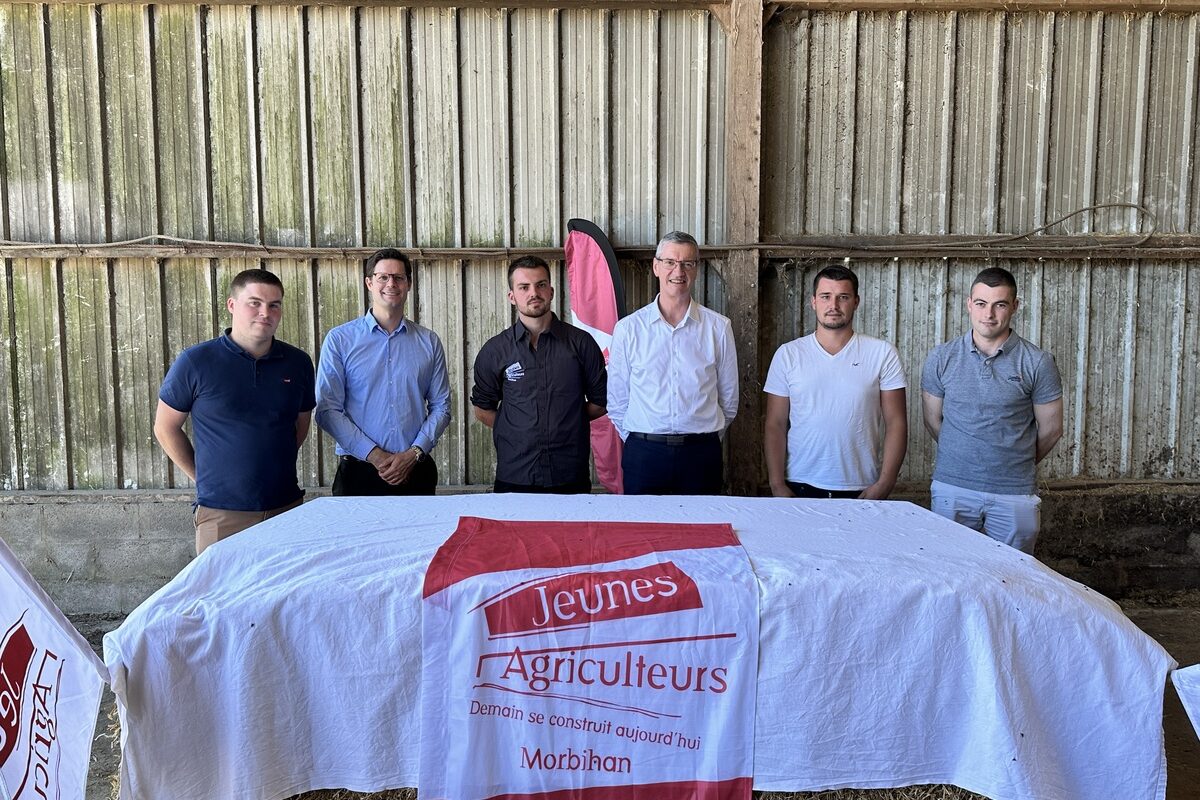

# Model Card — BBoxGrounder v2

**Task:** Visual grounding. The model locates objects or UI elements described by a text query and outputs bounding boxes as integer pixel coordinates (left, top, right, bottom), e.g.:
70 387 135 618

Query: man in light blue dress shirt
316 249 451 496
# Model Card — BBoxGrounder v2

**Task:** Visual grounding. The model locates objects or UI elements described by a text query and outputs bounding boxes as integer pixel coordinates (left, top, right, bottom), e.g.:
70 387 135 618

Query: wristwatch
409 445 426 463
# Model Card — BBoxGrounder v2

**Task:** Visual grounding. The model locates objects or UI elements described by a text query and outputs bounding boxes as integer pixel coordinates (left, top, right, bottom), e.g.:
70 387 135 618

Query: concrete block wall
2 484 1198 619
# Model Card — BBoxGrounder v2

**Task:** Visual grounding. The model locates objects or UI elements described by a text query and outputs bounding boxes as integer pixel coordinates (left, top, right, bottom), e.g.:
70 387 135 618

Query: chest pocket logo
505 362 525 382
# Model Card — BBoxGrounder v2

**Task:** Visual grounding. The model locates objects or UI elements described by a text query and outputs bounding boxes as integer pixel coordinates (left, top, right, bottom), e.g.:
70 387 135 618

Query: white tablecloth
104 495 1176 800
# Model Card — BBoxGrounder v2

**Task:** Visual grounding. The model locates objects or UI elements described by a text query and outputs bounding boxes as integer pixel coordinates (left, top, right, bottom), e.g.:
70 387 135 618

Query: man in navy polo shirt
921 267 1063 554
155 269 316 554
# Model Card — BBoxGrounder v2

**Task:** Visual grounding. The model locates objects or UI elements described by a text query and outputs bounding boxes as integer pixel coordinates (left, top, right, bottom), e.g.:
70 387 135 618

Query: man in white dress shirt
607 231 739 495
763 264 907 499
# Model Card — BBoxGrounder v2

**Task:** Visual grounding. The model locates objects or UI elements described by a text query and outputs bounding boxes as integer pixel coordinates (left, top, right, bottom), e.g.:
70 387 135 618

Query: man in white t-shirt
763 265 908 499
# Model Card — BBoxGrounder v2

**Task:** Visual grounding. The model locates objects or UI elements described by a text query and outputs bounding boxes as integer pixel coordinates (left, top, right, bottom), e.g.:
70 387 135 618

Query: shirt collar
651 295 700 327
362 310 409 335
220 329 281 360
514 312 563 342
965 328 1017 356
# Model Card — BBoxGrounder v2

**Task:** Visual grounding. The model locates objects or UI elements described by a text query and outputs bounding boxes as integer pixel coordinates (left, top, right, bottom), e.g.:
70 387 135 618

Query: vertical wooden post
722 0 764 495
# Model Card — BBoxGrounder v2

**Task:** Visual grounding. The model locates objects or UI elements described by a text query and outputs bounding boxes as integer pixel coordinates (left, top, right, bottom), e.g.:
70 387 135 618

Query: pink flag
565 219 626 494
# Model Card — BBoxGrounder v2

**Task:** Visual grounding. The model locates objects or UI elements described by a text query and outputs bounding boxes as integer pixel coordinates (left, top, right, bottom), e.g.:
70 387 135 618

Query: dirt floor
77 589 1200 800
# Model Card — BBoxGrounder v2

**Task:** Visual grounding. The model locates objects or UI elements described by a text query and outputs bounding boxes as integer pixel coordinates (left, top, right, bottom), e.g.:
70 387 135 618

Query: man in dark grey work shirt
471 256 608 493
921 267 1064 554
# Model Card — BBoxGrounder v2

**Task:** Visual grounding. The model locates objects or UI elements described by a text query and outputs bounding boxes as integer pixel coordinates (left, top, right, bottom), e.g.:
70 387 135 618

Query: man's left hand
858 480 895 501
387 448 421 485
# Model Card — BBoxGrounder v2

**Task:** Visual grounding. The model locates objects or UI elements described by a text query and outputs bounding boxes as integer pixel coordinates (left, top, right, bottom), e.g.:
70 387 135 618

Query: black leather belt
628 431 716 446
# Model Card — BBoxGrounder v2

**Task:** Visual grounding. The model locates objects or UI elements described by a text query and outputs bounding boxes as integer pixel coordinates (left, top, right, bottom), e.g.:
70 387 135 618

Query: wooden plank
804 10 855 234
410 7 461 247
11 258 67 488
723 0 763 495
511 8 559 246
998 12 1053 233
257 5 310 246
154 4 209 239
1046 12 1102 234
761 10 809 238
657 10 708 238
48 4 105 241
112 257 168 488
308 5 360 247
611 10 657 245
560 8 610 232
36 0 722 8
852 10 904 235
206 4 258 242
1177 262 1200 476
359 6 413 246
161 257 217 488
0 260 17 488
901 11 954 234
314 257 364 486
459 258 509 485
102 4 158 239
1 4 56 241
705 14 727 244
950 11 1003 233
459 8 510 246
16 0 1200 12
1128 261 1182 477
416 258 467 485
61 257 117 488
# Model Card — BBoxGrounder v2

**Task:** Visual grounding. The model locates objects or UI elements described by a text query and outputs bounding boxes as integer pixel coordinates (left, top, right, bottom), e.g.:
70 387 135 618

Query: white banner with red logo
419 516 758 800
0 536 107 800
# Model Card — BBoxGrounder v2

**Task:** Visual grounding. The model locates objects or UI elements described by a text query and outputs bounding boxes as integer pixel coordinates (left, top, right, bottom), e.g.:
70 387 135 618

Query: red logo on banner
0 619 35 766
482 562 702 636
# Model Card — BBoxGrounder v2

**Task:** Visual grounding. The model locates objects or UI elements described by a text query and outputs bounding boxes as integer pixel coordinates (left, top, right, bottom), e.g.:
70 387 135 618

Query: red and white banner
419 517 758 800
565 219 626 494
0 537 107 800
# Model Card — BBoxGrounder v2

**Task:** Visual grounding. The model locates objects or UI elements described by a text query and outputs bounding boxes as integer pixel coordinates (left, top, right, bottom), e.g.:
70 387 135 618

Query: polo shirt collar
651 295 700 326
220 329 282 361
965 328 1019 356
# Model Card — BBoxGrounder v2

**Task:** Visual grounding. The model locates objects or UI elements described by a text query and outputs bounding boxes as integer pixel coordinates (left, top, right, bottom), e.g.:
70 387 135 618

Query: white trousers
930 480 1042 555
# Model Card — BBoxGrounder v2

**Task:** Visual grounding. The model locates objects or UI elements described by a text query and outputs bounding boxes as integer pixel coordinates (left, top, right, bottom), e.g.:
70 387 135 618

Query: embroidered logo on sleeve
505 362 525 382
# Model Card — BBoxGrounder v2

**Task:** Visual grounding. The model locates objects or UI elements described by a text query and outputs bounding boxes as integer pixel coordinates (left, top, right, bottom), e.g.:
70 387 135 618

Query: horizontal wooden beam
16 0 1198 8
771 0 1200 10
3 234 1200 261
29 0 722 8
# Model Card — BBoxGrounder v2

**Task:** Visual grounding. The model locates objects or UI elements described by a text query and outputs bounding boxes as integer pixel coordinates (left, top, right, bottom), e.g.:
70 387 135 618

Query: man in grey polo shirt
921 267 1063 554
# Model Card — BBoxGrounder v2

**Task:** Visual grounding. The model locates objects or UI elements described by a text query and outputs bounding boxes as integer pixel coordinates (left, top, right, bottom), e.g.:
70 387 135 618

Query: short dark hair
365 248 412 281
229 268 283 296
508 255 552 287
812 264 859 296
971 267 1017 294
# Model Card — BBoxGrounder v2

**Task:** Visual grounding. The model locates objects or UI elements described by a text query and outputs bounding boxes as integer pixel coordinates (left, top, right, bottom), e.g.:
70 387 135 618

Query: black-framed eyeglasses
372 273 409 285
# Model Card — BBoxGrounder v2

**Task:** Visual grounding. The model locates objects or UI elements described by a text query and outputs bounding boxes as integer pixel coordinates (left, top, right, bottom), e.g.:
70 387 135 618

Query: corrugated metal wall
0 4 1197 490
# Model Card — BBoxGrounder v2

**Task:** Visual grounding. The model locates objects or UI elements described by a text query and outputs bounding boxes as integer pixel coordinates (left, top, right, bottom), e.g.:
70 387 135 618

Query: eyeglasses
655 257 699 271
372 273 409 285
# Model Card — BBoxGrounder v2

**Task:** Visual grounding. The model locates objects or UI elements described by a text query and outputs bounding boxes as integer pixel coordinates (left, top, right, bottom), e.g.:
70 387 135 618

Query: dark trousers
786 481 861 499
494 476 593 495
332 454 438 497
621 432 722 496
